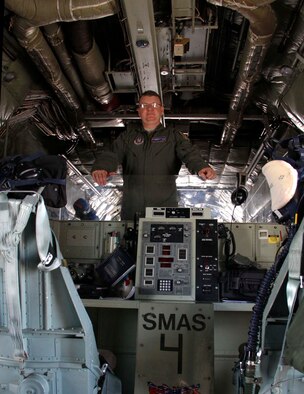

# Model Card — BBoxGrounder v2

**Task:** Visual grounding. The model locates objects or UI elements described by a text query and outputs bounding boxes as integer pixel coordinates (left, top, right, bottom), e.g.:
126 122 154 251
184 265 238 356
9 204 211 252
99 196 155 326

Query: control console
145 206 211 219
135 218 195 301
195 219 219 302
135 217 219 302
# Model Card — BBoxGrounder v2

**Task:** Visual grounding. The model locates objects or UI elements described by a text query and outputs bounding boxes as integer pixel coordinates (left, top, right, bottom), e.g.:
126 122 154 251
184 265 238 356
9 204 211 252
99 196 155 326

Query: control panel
50 219 129 261
135 218 195 301
195 219 219 302
145 206 211 219
135 218 219 301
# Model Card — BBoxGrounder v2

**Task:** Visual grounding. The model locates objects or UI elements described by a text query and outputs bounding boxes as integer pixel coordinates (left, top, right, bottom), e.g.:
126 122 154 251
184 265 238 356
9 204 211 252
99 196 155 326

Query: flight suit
92 123 208 220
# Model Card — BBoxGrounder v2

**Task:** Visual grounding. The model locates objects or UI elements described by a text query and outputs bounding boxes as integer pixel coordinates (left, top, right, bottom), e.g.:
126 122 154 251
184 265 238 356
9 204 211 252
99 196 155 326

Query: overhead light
160 65 170 76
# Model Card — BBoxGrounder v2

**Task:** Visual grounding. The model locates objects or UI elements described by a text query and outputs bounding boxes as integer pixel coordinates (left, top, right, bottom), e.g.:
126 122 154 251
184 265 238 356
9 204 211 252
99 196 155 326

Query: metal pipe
6 0 118 143
66 21 113 105
207 0 277 146
85 112 263 122
5 0 117 26
43 23 89 108
12 17 82 115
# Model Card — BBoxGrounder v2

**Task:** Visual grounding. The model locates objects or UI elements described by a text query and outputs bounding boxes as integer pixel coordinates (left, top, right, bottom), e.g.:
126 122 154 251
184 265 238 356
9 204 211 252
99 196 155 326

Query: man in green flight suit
91 90 216 220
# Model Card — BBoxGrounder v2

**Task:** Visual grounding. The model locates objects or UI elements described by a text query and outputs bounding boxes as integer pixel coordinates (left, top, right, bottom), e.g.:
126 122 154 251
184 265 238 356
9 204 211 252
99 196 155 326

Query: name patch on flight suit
151 136 167 143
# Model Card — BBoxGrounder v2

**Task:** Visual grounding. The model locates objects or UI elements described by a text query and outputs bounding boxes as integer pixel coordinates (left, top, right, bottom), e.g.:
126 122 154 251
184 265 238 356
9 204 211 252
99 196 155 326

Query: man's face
137 95 164 130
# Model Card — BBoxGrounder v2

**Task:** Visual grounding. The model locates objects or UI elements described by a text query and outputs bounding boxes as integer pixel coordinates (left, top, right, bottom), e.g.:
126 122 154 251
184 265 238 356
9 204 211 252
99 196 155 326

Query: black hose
245 226 296 359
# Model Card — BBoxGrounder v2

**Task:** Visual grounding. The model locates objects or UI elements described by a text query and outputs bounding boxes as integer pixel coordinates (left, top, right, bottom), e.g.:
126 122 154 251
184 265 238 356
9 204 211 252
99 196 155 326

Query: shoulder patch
134 136 144 145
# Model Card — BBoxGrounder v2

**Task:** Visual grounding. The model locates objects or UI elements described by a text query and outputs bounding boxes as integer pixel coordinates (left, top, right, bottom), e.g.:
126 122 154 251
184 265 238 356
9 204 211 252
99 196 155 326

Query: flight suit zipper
142 130 154 212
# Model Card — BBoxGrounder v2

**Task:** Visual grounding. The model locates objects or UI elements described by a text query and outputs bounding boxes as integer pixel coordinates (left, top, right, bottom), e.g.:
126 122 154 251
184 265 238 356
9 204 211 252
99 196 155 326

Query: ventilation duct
5 0 118 144
207 0 277 146
43 23 88 107
64 21 114 106
5 0 117 26
254 2 304 131
12 18 82 116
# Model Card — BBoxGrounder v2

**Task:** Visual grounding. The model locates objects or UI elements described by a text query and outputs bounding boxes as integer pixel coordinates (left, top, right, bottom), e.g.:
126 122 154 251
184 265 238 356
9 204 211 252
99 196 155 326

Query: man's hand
198 166 216 180
92 170 116 185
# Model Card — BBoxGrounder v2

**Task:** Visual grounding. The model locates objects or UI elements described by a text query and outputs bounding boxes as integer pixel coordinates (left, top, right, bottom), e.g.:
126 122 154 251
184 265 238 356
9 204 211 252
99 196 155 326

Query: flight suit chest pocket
150 136 170 157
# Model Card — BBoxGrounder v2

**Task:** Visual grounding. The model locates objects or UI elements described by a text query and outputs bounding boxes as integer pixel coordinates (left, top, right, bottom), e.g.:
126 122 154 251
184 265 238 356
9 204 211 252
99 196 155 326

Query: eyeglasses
138 102 162 109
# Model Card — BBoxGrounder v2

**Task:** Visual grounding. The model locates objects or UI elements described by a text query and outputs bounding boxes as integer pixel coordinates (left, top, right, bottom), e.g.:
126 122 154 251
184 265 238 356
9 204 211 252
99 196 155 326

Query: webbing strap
0 192 62 362
36 199 62 271
0 193 39 361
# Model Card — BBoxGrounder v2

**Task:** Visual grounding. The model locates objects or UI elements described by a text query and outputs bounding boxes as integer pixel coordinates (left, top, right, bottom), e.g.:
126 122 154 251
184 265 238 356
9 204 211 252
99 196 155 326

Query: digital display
150 224 184 242
160 263 172 268
162 245 171 255
159 257 174 263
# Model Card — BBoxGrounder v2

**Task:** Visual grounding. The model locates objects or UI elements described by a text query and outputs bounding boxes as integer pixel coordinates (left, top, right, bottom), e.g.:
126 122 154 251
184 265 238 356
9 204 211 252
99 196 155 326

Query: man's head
137 90 164 131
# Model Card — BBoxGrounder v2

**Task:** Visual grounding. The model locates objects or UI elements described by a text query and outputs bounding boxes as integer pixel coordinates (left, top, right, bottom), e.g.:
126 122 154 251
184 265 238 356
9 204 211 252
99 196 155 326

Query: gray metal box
218 223 255 265
57 220 103 259
255 224 287 268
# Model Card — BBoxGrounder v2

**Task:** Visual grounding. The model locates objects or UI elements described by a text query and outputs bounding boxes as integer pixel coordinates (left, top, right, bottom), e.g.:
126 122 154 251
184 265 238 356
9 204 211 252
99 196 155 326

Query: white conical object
262 160 298 210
